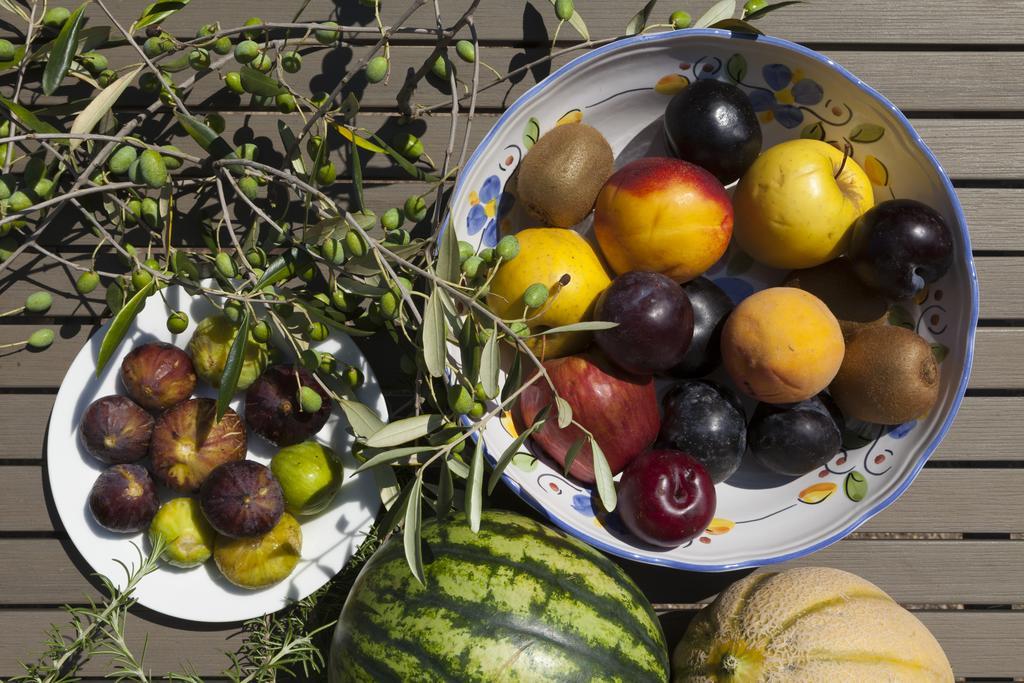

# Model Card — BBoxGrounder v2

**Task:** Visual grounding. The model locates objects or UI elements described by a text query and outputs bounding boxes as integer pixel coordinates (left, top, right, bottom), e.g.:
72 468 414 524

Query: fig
149 398 247 492
149 497 216 567
200 460 284 538
188 314 272 391
88 464 159 533
120 342 197 411
245 365 331 446
271 441 344 515
79 395 155 464
214 512 302 589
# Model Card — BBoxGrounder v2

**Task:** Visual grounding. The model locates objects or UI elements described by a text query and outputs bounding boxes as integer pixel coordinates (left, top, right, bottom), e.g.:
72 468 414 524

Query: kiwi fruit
785 259 889 338
515 123 614 228
829 325 940 424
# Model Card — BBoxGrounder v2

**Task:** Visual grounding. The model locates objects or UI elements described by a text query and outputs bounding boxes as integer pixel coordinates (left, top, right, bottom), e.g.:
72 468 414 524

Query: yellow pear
487 228 611 358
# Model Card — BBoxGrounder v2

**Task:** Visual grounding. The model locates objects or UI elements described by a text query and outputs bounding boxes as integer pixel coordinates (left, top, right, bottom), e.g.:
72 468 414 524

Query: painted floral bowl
447 29 978 570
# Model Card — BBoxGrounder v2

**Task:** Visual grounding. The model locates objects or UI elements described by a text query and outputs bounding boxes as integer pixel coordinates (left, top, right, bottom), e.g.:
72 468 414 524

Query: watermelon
329 510 669 682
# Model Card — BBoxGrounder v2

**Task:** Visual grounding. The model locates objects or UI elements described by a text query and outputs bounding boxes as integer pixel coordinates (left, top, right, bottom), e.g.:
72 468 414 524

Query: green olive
298 385 323 413
404 195 427 222
321 237 345 265
251 319 271 343
234 39 259 64
455 40 476 63
276 92 297 113
188 48 210 70
0 39 13 63
138 149 168 189
555 0 574 21
381 207 403 230
223 299 244 323
510 321 531 337
457 241 475 263
495 235 520 261
245 248 267 268
30 178 53 200
225 71 244 94
365 56 388 84
8 190 32 212
167 311 189 334
523 282 549 309
468 402 485 419
386 229 411 245
97 69 117 87
670 10 692 28
27 328 54 350
0 175 12 200
282 51 302 73
242 17 263 40
743 0 768 15
236 142 258 161
461 255 484 279
237 176 259 200
79 52 108 76
315 161 337 185
430 54 451 80
394 132 424 160
250 52 273 73
331 289 350 311
475 381 496 401
25 291 52 313
132 268 153 291
447 385 474 415
42 7 70 30
318 351 338 374
343 365 363 389
479 247 495 264
315 21 340 45
108 145 138 175
76 270 100 294
140 197 160 228
197 23 217 37
307 321 329 341
143 36 169 59
379 291 399 319
215 251 237 279
211 36 232 55
160 144 184 170
139 72 161 94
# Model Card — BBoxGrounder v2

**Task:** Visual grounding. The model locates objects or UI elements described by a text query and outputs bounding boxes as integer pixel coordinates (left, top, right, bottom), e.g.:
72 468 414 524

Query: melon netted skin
673 567 953 682
330 510 669 682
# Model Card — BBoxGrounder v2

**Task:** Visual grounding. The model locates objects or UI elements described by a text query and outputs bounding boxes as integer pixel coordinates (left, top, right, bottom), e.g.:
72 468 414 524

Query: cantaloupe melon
673 567 953 682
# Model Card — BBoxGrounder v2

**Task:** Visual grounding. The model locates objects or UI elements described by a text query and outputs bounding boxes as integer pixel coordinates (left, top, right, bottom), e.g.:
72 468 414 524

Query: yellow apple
487 228 611 359
733 139 874 269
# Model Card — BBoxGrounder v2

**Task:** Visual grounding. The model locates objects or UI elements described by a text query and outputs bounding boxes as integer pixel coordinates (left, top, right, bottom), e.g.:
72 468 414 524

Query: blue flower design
467 175 503 247
747 64 824 129
889 420 917 439
571 493 594 517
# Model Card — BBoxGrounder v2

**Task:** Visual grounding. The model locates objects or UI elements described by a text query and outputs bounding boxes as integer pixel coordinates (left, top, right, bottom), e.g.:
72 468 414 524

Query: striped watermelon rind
330 510 669 682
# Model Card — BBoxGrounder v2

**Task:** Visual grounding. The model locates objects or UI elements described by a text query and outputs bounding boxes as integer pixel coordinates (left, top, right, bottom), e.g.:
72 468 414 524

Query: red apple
517 354 660 483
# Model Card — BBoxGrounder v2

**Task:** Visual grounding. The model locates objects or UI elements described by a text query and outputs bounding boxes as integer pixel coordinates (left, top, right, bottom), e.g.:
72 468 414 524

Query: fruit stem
0 305 25 317
833 139 853 180
0 339 27 349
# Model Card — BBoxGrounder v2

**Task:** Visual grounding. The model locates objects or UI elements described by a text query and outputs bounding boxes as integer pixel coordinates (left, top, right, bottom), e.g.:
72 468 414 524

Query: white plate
46 286 386 622
447 30 978 571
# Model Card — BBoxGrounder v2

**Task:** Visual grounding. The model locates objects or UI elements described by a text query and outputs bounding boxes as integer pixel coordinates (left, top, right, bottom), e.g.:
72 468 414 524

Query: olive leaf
216 308 250 421
744 0 804 20
336 125 388 155
339 398 386 438
710 18 762 34
0 96 61 135
625 0 658 36
277 120 307 176
466 436 485 532
70 66 143 151
368 132 439 182
561 436 586 475
364 414 445 448
354 445 439 473
727 53 747 82
488 405 549 494
43 2 88 96
0 0 30 23
104 279 125 315
422 289 447 378
96 279 154 376
501 352 523 403
174 111 235 159
529 320 618 336
555 395 572 429
436 460 454 521
546 0 589 39
480 324 500 400
403 475 426 585
590 438 617 511
694 0 736 28
240 66 287 97
133 0 191 31
435 225 461 282
302 217 345 246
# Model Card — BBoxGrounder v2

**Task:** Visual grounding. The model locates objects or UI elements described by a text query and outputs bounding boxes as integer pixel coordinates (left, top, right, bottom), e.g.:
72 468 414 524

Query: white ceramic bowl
447 29 978 571
47 286 387 621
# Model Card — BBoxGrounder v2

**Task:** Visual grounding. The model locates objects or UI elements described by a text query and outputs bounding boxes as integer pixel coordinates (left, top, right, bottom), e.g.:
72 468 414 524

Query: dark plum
658 380 746 483
594 271 693 375
663 79 762 185
79 395 154 464
245 365 331 446
669 277 734 378
88 463 159 533
120 342 197 411
848 199 954 300
748 394 845 476
617 449 716 547
200 460 284 538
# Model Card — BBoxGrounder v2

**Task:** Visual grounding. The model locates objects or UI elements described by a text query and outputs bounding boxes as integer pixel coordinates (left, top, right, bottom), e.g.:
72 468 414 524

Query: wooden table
1 0 1022 679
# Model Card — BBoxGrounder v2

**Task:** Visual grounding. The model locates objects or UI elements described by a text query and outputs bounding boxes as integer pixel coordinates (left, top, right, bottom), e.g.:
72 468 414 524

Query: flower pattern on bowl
747 64 824 128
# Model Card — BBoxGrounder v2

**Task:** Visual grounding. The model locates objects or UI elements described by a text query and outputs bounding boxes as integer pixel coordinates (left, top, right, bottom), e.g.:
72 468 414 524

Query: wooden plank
975 257 1024 319
961 188 1024 252
970 327 1024 390
0 395 1019 463
5 465 1023 534
11 46 1024 113
4 537 1022 606
8 0 1024 45
0 609 242 678
0 608 1021 679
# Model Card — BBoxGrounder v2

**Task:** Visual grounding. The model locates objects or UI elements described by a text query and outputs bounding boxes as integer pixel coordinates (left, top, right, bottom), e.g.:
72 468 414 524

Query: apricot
593 157 732 282
721 287 845 404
